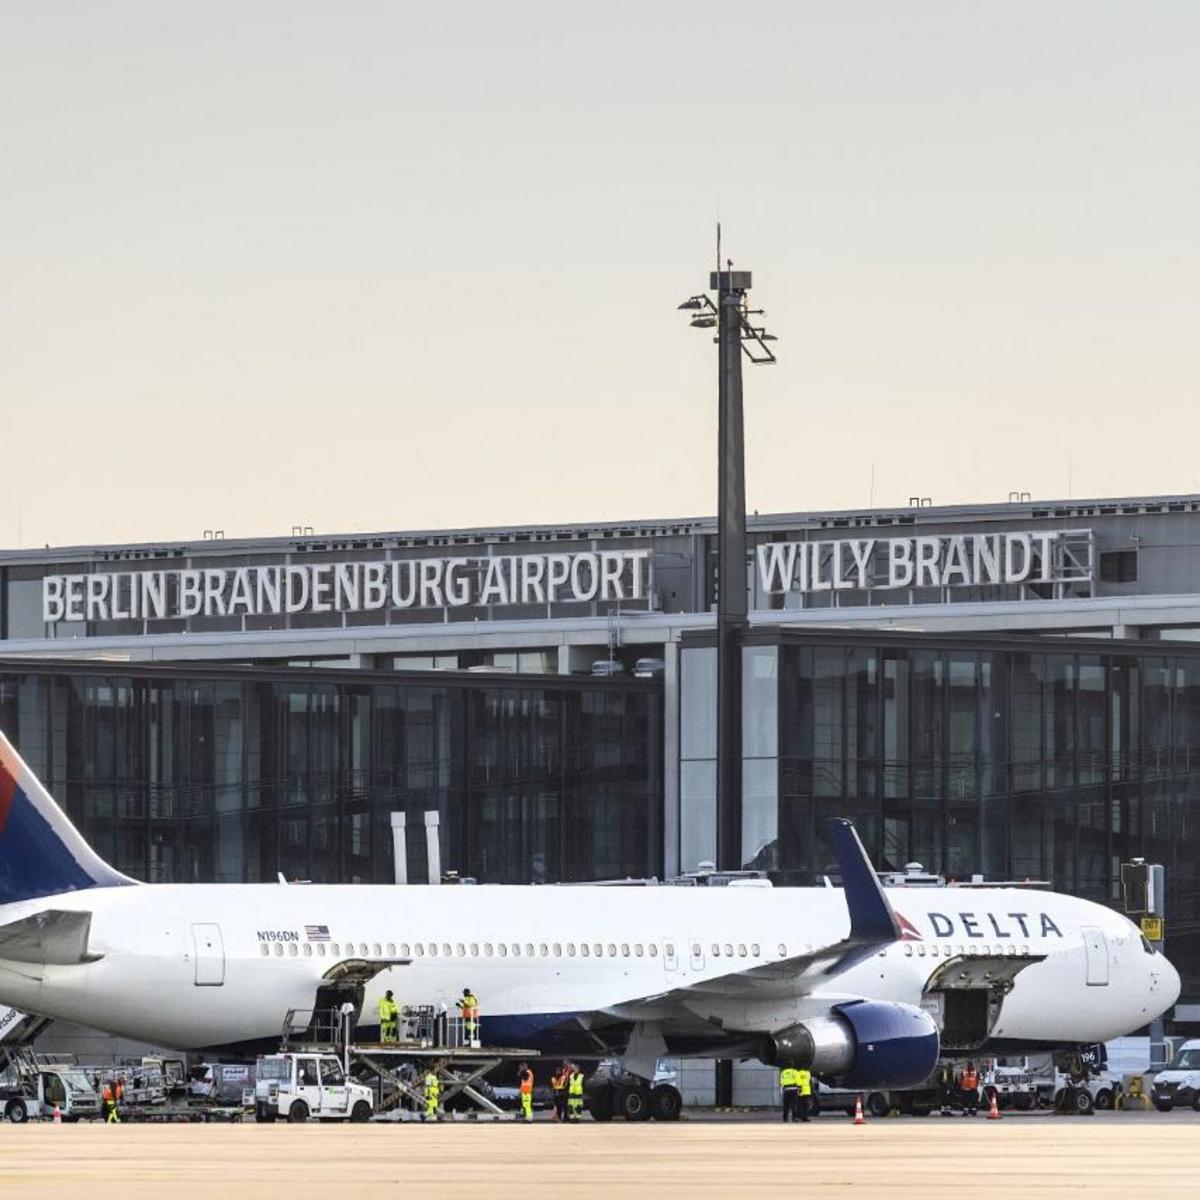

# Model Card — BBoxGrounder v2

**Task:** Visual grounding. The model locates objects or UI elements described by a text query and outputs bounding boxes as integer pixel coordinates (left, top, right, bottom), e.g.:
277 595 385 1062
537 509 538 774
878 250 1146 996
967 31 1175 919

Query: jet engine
760 1000 939 1089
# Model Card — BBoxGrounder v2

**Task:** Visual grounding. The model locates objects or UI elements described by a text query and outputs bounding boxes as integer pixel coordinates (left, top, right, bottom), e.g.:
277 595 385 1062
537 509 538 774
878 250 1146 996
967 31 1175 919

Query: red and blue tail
0 731 134 907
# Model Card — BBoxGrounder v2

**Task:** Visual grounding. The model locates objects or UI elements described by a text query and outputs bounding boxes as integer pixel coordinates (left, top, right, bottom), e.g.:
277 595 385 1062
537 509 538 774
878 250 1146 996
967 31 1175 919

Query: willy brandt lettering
757 530 1092 595
42 550 652 624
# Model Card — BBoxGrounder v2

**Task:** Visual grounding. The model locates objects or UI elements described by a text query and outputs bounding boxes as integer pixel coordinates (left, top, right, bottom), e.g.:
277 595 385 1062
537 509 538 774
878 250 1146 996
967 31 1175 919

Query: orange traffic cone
987 1091 1000 1121
854 1093 865 1125
52 1103 62 1124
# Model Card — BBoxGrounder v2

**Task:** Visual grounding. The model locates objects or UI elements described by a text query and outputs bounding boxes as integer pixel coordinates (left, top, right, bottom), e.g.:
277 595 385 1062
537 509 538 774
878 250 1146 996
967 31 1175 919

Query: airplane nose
1161 954 1182 1009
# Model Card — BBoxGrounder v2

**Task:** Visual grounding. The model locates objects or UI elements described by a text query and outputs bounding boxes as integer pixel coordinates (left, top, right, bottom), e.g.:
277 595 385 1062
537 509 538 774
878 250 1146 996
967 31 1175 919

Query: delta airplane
0 731 1179 1092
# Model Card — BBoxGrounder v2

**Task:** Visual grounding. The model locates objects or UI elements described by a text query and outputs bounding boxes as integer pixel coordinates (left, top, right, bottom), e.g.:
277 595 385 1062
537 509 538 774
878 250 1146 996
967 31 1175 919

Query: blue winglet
830 819 901 945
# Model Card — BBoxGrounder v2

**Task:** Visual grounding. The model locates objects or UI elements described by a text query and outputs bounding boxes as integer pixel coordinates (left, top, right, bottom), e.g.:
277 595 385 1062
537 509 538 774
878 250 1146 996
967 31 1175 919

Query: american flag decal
305 925 331 942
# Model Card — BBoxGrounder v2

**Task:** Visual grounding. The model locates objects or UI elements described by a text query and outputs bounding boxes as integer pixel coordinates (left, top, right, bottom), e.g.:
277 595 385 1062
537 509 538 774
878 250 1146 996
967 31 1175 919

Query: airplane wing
605 819 902 1017
0 909 100 966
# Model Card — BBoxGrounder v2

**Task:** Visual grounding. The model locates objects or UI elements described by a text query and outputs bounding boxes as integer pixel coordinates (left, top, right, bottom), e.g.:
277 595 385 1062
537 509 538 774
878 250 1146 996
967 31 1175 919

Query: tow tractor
0 1050 101 1123
255 1051 374 1123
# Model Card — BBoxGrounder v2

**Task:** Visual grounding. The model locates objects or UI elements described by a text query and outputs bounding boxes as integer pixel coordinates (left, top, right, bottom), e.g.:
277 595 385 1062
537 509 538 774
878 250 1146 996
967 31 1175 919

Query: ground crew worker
518 1061 535 1123
795 1067 812 1122
779 1065 799 1122
378 989 399 1043
959 1061 979 1116
457 988 480 1045
937 1062 956 1115
551 1062 569 1122
101 1081 120 1123
567 1063 585 1122
423 1064 441 1120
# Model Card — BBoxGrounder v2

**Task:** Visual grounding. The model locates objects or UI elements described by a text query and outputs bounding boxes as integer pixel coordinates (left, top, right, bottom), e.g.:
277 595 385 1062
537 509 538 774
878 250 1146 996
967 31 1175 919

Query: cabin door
192 923 225 986
1082 926 1109 986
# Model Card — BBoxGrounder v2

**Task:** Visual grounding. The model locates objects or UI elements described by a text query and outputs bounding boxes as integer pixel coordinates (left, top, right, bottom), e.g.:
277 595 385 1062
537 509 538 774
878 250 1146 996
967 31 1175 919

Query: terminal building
2 493 1200 1025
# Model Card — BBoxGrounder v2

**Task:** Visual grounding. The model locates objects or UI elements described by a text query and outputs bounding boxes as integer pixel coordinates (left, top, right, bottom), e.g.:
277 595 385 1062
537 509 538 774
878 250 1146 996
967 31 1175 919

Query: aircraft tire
350 1101 372 1123
1072 1089 1094 1116
5 1098 28 1124
1093 1088 1114 1111
649 1084 682 1122
866 1092 890 1119
617 1085 652 1122
287 1100 309 1124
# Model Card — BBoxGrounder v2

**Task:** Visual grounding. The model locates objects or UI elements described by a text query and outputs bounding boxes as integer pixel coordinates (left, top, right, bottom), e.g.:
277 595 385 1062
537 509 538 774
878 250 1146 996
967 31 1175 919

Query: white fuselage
0 882 1178 1054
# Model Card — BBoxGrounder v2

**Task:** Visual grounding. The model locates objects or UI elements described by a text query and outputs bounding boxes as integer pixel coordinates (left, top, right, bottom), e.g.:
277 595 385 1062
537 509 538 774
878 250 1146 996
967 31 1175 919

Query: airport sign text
757 530 1090 595
41 550 651 625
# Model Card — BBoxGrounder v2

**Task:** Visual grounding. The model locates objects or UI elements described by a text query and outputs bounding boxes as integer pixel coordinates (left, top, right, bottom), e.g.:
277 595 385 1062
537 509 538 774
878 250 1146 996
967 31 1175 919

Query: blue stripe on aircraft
0 783 106 905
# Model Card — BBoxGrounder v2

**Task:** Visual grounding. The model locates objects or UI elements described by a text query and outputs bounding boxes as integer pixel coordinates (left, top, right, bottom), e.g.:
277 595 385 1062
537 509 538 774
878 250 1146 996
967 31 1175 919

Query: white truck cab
2 1067 101 1123
255 1052 373 1124
1151 1039 1200 1112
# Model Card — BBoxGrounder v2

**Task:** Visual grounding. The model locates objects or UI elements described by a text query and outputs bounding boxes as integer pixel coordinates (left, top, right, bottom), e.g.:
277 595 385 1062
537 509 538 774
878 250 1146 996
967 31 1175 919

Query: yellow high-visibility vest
779 1067 798 1088
796 1069 812 1095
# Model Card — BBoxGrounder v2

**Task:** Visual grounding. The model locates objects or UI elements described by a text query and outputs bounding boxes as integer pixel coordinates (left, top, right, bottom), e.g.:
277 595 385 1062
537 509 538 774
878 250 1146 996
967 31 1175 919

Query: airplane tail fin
829 818 902 946
0 730 134 907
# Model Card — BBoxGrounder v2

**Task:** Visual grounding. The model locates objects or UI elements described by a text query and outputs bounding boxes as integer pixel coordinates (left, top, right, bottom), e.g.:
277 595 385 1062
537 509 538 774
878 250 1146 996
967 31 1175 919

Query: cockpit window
1140 935 1155 955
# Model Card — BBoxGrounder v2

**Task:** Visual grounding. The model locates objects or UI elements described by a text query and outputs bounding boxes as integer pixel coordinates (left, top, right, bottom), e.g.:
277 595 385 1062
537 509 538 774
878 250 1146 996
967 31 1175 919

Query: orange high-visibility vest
962 1069 978 1089
520 1069 534 1094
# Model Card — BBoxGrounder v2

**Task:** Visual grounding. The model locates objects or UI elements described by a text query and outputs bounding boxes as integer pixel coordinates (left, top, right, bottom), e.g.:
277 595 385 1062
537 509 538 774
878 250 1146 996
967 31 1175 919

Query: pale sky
3 2 1198 549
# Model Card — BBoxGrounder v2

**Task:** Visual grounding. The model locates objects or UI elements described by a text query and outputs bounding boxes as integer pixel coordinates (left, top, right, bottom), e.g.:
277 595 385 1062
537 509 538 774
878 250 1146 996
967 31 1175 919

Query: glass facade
0 663 662 887
680 630 1200 1001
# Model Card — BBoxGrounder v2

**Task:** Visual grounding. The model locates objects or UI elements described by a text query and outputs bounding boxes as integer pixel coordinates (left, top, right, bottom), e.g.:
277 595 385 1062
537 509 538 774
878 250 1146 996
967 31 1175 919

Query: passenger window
260 944 269 957
273 944 284 957
429 944 438 957
359 943 368 956
778 943 787 956
904 945 913 957
711 944 720 957
331 944 340 956
525 943 534 957
691 943 700 957
400 943 410 957
456 943 466 957
751 943 760 957
621 944 630 957
593 943 603 957
724 943 732 957
470 943 479 956
649 944 658 957
373 943 382 957
386 943 396 956
511 944 521 957
606 944 616 957
499 944 508 957
415 944 424 957
737 945 746 957
539 944 549 957
581 944 590 957
567 943 576 957
484 942 494 956
443 943 452 957
917 945 925 957
634 944 643 957
553 943 562 956
317 944 326 957
302 944 312 957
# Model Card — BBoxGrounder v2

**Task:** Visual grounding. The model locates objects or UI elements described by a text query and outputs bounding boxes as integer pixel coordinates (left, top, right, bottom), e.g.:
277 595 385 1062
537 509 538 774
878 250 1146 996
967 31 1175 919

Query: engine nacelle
761 1000 939 1090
